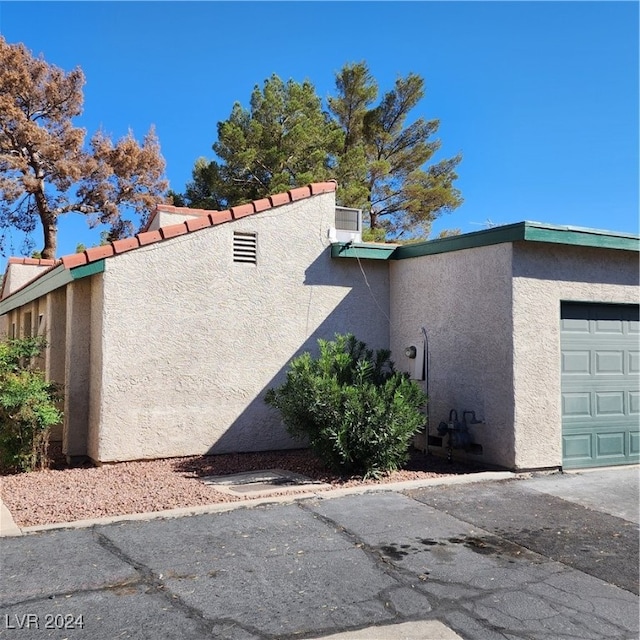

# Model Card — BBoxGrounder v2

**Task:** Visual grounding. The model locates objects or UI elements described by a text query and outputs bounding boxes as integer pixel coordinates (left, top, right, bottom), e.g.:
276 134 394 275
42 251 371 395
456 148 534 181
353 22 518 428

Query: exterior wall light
404 345 417 359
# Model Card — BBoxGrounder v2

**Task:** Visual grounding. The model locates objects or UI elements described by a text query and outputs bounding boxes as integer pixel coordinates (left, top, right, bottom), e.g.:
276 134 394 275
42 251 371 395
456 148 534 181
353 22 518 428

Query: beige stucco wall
0 299 44 340
390 244 516 469
147 210 202 231
0 278 96 451
87 275 104 461
511 242 639 470
2 264 49 298
45 288 67 384
63 277 95 460
2 308 16 338
91 192 390 462
391 239 639 471
44 288 67 441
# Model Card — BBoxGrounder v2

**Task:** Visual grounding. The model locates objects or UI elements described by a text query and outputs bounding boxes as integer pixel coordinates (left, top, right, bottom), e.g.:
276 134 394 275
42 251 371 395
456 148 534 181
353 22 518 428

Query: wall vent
330 207 362 243
233 231 257 264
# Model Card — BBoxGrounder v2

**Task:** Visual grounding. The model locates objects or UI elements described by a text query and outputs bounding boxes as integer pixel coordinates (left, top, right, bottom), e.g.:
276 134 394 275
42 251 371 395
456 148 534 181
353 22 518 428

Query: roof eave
391 221 639 260
0 260 105 316
331 243 398 260
522 222 640 251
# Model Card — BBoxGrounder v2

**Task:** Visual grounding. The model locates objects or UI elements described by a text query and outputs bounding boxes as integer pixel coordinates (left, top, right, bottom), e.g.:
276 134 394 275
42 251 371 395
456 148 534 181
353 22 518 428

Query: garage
561 302 639 468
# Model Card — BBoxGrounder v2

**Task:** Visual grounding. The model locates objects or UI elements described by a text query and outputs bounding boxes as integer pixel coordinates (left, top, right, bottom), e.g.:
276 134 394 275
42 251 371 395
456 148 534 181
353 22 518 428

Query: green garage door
561 302 639 469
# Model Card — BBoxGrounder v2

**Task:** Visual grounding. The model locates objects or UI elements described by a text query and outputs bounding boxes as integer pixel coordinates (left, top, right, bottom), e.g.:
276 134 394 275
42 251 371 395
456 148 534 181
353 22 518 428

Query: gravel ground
1 444 481 528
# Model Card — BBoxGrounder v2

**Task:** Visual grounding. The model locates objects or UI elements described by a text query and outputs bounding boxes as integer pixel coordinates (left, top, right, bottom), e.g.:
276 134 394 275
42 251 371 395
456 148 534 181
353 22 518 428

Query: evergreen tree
330 62 462 238
184 75 342 209
328 63 377 211
179 63 462 239
0 37 167 259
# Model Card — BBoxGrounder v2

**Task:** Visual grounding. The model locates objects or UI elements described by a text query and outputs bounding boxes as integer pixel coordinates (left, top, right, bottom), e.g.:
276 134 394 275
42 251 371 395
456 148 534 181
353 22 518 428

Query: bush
0 336 62 472
265 334 427 478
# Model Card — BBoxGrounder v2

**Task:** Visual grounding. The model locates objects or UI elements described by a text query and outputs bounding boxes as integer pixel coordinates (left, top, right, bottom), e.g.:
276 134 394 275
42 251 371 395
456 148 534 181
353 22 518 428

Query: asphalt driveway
1 467 638 639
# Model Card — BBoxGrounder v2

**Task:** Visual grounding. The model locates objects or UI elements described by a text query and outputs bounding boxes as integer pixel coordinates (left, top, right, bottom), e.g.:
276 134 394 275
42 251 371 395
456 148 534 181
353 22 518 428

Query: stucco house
1 181 638 471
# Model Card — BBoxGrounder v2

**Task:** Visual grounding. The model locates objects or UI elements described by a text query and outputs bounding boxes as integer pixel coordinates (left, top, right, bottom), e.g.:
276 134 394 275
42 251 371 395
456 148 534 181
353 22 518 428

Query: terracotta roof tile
8 257 58 267
253 198 271 213
231 203 255 219
185 216 212 232
85 245 115 261
112 237 141 254
310 181 338 195
210 210 233 225
159 222 189 239
61 253 89 268
288 185 312 201
137 229 163 246
268 192 292 207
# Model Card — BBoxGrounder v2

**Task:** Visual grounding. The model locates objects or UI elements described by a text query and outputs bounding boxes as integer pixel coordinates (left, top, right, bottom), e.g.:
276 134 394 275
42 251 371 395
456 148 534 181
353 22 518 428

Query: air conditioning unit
329 207 362 243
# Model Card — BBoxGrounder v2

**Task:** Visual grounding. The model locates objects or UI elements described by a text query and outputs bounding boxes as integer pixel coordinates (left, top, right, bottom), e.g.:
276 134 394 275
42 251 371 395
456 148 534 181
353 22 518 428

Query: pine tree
179 63 462 240
0 37 168 258
184 75 342 209
330 62 462 239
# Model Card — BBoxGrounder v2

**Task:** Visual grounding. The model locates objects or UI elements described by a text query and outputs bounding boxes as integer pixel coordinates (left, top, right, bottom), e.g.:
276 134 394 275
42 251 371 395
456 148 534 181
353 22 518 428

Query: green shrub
0 336 62 472
265 334 427 478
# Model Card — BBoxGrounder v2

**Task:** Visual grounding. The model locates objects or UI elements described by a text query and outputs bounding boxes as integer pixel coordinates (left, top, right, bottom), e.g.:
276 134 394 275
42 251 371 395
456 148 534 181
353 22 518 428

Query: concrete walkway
524 465 640 523
0 470 515 537
0 497 20 537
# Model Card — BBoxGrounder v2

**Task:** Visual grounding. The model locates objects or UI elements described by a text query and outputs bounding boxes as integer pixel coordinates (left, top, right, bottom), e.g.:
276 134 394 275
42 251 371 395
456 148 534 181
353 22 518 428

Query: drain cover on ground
201 469 331 496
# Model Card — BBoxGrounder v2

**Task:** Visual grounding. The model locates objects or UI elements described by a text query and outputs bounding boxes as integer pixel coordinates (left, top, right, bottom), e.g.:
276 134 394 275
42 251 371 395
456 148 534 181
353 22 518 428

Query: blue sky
0 1 638 272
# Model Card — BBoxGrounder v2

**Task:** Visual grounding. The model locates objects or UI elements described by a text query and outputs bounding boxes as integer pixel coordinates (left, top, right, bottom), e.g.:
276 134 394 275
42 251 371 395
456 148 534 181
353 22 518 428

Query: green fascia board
69 259 105 280
392 221 639 260
0 259 105 315
393 223 526 260
331 243 397 260
522 222 639 251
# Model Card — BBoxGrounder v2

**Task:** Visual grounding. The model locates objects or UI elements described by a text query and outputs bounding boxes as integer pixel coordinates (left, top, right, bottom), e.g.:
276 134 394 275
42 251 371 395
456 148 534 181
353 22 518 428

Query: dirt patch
1 443 483 528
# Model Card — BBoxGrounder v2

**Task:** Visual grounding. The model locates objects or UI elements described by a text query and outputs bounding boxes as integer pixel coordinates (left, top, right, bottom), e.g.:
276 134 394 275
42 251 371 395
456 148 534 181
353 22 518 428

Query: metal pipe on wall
421 326 430 455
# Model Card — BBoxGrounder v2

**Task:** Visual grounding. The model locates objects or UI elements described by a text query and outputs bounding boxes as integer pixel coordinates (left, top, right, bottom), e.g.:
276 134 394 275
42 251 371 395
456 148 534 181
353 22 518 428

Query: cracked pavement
0 469 638 639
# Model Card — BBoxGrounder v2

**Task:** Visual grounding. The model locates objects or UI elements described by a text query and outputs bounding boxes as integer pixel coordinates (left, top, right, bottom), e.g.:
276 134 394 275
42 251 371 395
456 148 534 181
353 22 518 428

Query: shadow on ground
171 448 489 485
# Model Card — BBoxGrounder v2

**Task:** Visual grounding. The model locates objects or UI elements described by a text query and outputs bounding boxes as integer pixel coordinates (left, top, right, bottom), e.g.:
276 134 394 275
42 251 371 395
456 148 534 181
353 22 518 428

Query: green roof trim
70 259 105 280
392 223 525 260
393 222 639 259
521 223 639 251
331 222 638 263
330 243 397 260
0 259 105 315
